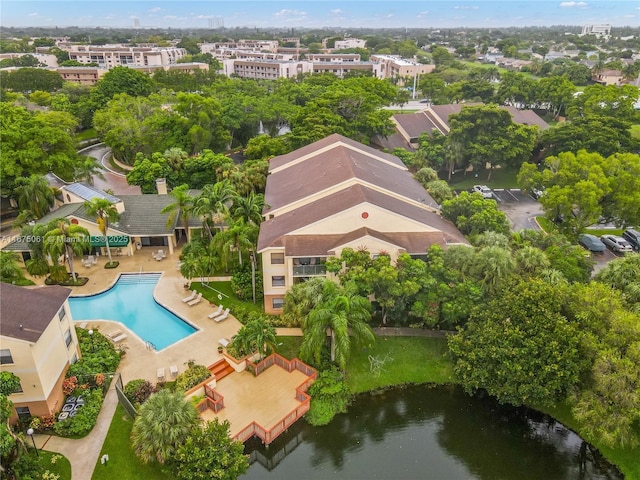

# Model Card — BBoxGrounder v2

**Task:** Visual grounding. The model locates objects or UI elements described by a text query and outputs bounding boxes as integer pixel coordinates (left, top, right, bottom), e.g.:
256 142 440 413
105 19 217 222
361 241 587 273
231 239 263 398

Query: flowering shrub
29 417 42 430
123 379 156 407
62 377 77 395
40 415 56 429
94 373 105 386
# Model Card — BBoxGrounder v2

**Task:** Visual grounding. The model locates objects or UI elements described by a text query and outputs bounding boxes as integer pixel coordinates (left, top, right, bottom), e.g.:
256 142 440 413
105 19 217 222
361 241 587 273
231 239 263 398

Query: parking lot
490 188 544 232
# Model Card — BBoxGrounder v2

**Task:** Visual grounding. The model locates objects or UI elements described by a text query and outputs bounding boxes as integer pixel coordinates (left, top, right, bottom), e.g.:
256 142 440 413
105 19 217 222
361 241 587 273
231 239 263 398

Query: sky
1 1 639 29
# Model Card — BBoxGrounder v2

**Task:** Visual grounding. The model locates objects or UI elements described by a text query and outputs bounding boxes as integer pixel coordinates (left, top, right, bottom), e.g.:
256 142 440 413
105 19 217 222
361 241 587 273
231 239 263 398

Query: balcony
292 264 326 277
292 257 326 277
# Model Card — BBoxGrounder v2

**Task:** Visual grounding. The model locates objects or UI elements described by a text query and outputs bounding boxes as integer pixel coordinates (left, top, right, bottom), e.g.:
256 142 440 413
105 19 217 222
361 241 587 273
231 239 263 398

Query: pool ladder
145 341 157 351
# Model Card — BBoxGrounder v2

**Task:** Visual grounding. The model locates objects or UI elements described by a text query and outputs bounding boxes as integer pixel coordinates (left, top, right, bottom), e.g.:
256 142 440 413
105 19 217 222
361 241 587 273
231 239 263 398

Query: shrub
53 388 103 437
230 263 263 301
306 367 352 426
67 329 121 379
123 379 156 407
175 364 211 391
62 377 77 395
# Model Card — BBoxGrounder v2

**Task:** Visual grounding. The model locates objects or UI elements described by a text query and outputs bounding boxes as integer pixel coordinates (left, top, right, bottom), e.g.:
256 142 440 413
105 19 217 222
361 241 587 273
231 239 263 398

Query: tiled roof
0 284 71 343
63 183 121 203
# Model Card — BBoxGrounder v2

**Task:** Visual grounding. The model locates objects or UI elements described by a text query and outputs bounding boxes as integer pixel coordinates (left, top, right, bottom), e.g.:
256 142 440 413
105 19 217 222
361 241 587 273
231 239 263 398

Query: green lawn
447 167 519 190
76 128 97 141
39 451 71 480
274 336 303 360
92 405 168 480
346 336 454 394
191 281 263 317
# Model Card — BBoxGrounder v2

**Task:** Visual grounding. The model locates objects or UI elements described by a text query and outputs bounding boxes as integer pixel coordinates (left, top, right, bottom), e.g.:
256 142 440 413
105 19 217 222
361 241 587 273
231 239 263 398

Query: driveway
79 145 141 196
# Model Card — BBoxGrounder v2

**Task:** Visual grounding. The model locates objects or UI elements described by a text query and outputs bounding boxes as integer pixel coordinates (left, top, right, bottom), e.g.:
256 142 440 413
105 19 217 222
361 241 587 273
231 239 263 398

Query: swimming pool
69 273 197 350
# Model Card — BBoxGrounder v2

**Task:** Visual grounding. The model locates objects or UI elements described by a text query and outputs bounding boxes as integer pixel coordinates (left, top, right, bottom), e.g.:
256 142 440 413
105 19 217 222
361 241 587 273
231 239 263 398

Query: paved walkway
33 380 119 480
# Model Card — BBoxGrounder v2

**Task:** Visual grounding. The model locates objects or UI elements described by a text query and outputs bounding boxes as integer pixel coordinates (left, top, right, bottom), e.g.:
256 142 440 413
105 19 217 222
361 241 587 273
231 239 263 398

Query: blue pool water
69 273 197 350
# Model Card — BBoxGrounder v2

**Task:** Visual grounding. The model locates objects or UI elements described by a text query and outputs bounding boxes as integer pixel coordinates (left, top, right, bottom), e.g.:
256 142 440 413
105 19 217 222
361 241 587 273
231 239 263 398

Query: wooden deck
201 364 311 440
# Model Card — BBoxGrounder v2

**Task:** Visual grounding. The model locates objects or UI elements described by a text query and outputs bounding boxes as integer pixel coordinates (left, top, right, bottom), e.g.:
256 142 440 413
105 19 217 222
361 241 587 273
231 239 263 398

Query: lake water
242 385 622 480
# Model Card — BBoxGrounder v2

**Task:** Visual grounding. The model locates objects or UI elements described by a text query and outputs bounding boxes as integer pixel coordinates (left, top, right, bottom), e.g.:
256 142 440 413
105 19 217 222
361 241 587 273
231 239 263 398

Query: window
64 328 72 348
0 349 13 365
271 253 285 264
272 298 285 309
272 276 286 287
58 307 66 322
70 354 78 365
15 407 30 419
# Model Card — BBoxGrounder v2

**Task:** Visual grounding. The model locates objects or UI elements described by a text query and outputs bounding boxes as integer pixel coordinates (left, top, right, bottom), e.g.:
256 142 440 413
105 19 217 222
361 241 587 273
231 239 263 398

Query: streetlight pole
27 428 39 457
88 329 94 353
250 253 256 304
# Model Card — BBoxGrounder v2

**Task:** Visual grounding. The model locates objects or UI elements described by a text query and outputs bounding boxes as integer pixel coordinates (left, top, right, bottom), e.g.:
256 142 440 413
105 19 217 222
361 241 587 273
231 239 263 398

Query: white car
472 185 493 199
600 235 633 253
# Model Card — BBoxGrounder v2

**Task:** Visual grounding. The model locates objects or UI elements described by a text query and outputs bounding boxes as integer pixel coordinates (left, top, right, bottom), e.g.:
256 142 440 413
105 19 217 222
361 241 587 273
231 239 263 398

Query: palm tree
161 184 194 243
213 219 257 268
471 246 515 295
83 198 120 265
73 158 106 186
131 390 199 464
301 281 375 370
193 181 236 239
43 220 90 282
231 316 277 360
0 252 28 285
232 192 264 226
13 175 54 220
282 277 327 327
514 245 550 277
21 221 56 277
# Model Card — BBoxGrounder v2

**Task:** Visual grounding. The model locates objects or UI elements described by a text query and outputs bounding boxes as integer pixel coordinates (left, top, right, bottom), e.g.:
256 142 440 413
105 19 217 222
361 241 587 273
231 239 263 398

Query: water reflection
242 385 622 480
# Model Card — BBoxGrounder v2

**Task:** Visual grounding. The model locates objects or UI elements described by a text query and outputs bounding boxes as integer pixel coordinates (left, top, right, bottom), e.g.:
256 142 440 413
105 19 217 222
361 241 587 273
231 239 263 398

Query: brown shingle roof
0 284 71 343
279 229 467 256
381 104 549 151
264 140 431 213
257 184 465 252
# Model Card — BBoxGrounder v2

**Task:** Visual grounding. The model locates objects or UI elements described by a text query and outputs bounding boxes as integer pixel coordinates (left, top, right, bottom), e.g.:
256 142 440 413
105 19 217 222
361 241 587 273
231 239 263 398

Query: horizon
1 1 639 30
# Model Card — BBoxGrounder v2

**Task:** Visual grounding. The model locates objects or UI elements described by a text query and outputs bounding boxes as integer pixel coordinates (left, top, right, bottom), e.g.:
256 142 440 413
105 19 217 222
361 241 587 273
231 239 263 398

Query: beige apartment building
222 58 311 79
257 134 467 313
370 54 435 82
1 284 80 422
66 45 186 67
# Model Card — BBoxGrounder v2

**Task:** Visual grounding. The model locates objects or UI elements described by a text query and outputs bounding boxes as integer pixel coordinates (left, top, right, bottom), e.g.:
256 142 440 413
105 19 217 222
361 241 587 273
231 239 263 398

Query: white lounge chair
208 304 224 319
111 333 128 343
187 293 202 306
214 308 230 323
158 250 166 258
169 365 178 377
182 290 197 302
157 368 165 380
218 338 230 348
105 330 123 341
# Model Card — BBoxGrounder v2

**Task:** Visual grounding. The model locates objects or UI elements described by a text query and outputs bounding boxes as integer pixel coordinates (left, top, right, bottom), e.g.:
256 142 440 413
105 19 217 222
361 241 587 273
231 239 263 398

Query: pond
241 385 622 480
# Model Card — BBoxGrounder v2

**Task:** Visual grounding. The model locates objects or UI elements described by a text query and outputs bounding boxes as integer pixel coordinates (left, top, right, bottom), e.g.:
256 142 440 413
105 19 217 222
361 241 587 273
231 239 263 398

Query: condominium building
65 45 187 67
580 24 612 37
1 284 80 422
222 58 311 79
257 134 467 314
370 55 435 82
334 38 367 50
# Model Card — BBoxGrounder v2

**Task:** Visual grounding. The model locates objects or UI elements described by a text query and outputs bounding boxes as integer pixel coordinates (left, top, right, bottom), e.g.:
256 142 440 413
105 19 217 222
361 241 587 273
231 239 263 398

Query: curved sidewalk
33 382 118 480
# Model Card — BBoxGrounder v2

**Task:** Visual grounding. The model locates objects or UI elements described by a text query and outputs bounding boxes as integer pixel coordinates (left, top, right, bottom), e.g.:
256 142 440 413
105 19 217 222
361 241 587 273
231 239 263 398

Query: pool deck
25 246 242 385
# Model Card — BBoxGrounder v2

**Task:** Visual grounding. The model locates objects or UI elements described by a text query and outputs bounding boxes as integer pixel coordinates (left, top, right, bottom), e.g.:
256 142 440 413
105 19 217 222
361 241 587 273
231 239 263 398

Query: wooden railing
204 384 225 412
234 354 316 445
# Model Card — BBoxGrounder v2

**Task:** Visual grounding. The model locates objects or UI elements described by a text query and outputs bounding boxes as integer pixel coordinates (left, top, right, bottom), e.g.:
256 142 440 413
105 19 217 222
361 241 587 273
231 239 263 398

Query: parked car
578 234 606 253
531 187 546 199
472 185 493 198
622 228 640 251
600 235 634 253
